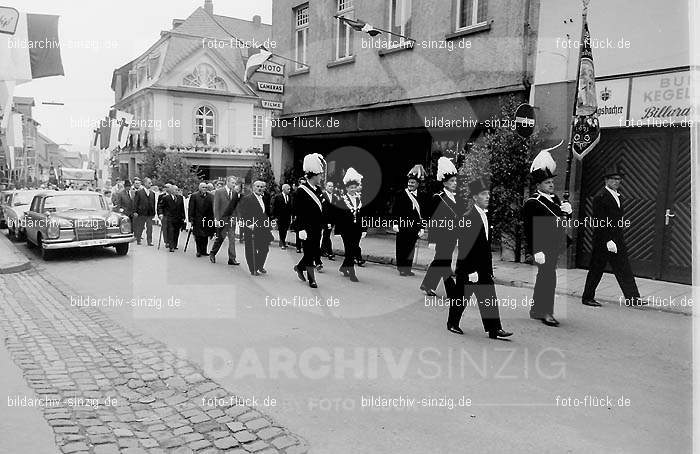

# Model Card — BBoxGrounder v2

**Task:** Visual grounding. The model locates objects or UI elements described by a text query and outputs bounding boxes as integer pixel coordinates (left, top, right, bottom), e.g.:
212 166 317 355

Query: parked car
4 189 46 241
24 191 134 260
0 190 10 228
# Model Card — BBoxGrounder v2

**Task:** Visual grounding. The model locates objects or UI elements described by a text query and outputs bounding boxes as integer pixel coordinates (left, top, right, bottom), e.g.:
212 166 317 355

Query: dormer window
183 63 227 90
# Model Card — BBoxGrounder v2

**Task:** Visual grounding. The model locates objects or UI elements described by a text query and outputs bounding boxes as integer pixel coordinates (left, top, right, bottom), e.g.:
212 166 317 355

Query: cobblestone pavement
0 268 309 454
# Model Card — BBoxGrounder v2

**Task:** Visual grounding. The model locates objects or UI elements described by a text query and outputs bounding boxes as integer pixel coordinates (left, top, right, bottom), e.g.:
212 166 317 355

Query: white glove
534 251 546 265
327 224 332 229
418 229 424 237
299 230 307 240
361 232 367 239
428 243 436 250
560 202 572 214
468 272 479 282
186 222 192 231
392 224 399 233
606 240 617 253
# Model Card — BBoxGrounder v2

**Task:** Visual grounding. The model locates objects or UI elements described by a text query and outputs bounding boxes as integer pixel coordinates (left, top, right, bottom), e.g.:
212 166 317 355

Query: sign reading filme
257 81 284 94
261 100 283 110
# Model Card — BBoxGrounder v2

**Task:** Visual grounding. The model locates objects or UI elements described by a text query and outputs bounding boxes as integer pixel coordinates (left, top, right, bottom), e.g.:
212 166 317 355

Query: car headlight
119 216 131 234
107 214 120 227
47 222 60 239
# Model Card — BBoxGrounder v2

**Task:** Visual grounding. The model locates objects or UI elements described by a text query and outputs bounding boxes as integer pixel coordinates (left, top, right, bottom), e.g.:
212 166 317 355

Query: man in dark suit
582 164 644 307
420 157 463 297
113 179 134 218
209 176 240 265
334 169 366 282
134 177 156 246
321 181 337 260
188 182 215 257
157 184 186 252
293 154 326 288
271 184 292 249
392 165 425 276
448 178 513 339
292 178 306 253
238 180 274 275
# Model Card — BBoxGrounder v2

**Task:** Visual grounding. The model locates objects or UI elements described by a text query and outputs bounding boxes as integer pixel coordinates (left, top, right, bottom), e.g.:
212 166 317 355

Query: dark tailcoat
391 189 423 273
187 191 215 237
293 183 325 269
134 188 156 216
333 193 366 269
238 193 273 273
421 191 464 291
158 193 186 248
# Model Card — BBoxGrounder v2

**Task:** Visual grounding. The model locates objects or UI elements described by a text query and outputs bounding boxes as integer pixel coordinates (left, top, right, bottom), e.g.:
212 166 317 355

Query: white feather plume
530 140 563 173
303 153 326 174
343 167 363 185
436 157 457 181
407 164 427 179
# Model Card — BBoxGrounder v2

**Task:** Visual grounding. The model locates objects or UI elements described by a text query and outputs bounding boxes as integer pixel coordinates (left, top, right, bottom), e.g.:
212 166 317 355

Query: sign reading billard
261 100 283 110
0 6 19 35
257 61 284 76
257 81 284 94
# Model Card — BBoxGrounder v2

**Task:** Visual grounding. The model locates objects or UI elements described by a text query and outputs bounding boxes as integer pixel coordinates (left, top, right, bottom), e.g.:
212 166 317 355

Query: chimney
204 0 213 15
252 15 261 26
172 19 184 29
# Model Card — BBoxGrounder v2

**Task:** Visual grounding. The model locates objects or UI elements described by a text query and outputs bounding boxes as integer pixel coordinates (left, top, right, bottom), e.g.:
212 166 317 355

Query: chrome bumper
43 235 134 250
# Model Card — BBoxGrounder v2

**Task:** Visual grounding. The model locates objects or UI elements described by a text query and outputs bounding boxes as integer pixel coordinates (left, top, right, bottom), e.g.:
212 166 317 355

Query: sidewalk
307 232 694 316
0 232 31 274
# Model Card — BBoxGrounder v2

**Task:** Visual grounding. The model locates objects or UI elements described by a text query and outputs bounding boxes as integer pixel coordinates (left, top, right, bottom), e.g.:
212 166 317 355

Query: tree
141 146 167 180
250 156 278 195
154 153 201 194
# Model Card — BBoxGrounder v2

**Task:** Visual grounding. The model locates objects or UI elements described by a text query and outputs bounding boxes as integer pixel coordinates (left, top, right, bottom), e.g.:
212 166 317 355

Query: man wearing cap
420 157 463 297
448 177 513 339
582 164 644 307
293 154 326 288
392 165 425 276
522 142 572 326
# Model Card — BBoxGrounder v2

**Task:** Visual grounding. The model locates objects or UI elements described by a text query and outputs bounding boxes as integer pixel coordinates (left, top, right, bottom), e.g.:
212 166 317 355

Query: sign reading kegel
257 81 284 94
261 100 283 110
257 61 284 76
0 6 19 35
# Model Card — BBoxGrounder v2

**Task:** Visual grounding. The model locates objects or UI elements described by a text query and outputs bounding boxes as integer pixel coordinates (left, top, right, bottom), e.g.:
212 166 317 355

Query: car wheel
115 243 129 256
17 228 26 242
0 220 6 229
38 234 54 260
26 232 35 248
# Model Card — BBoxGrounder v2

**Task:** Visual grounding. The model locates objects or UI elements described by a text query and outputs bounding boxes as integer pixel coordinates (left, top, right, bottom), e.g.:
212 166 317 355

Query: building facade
111 0 273 182
271 0 541 212
532 0 691 283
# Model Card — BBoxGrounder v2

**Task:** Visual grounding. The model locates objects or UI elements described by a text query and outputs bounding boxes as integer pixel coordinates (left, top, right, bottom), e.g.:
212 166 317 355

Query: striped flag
335 16 382 36
0 11 64 83
0 80 15 130
243 48 272 83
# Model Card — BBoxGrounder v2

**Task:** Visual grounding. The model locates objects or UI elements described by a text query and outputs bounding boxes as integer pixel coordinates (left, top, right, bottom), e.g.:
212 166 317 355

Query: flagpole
563 0 589 205
333 15 416 44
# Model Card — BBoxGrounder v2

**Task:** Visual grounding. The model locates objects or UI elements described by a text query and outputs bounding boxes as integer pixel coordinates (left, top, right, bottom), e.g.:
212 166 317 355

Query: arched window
194 106 215 136
183 63 227 90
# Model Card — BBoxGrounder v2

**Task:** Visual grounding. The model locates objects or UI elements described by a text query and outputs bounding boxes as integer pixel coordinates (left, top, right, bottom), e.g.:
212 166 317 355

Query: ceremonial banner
570 11 600 159
0 80 15 129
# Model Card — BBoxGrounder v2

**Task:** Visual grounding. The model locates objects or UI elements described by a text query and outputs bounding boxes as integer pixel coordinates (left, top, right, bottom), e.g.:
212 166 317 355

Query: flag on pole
0 11 64 82
335 16 382 36
0 80 15 130
244 48 272 83
114 110 133 148
570 10 600 159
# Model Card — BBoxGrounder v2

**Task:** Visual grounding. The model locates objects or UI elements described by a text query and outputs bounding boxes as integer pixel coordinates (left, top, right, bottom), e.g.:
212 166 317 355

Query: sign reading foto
261 100 283 110
257 61 284 76
0 6 19 35
257 81 284 94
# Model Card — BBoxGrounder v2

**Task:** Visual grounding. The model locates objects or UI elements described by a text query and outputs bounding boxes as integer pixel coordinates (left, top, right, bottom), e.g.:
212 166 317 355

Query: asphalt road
13 231 693 454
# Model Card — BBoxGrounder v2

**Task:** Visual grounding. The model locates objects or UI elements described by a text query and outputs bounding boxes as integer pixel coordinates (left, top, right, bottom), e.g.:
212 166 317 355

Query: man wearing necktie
392 164 425 276
272 184 293 249
321 181 337 260
157 184 186 252
209 176 240 265
238 180 274 275
448 178 512 339
582 164 643 307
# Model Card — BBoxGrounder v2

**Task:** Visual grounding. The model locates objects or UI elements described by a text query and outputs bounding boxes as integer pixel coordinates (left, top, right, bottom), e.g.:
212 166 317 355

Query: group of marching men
113 143 643 340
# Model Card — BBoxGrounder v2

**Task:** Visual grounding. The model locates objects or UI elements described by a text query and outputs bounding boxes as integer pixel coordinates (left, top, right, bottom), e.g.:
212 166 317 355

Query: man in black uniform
158 184 186 253
522 143 573 326
448 177 513 339
238 180 274 276
582 164 644 307
188 182 215 257
321 181 337 260
292 177 306 253
293 154 326 288
334 168 366 282
420 157 462 297
392 164 425 276
271 184 292 249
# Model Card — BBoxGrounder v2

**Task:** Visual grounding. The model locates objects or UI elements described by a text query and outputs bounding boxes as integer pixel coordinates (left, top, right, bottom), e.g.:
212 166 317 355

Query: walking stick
157 222 163 250
184 227 192 252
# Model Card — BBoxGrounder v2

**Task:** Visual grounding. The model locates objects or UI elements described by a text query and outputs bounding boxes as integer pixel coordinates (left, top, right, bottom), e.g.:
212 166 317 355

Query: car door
24 196 42 244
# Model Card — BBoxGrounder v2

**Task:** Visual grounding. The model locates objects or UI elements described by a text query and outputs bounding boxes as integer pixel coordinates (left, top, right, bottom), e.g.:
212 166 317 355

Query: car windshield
44 194 105 211
13 192 38 206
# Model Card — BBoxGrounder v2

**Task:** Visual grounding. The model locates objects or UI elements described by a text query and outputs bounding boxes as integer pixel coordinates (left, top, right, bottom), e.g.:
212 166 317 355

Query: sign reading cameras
257 81 284 94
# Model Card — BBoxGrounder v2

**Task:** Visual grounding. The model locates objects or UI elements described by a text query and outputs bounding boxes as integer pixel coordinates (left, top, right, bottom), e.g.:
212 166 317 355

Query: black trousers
340 231 361 270
531 259 557 317
243 229 269 273
421 237 457 291
277 219 290 247
295 230 302 251
582 243 640 301
133 215 153 243
297 227 321 271
194 234 209 255
396 229 419 272
321 225 334 256
162 218 181 249
210 222 236 260
447 277 503 333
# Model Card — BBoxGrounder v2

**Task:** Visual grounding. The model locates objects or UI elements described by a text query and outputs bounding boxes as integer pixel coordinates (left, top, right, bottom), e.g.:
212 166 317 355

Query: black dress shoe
406 271 415 276
340 267 350 277
349 274 359 282
308 280 318 288
447 325 464 335
582 299 602 307
420 285 437 297
294 265 306 282
316 264 323 272
258 268 267 274
489 329 513 339
196 253 202 258
228 260 240 266
209 254 216 263
169 248 174 253
147 243 154 246
399 272 410 276
328 255 335 261
542 314 559 326
137 240 142 245
251 271 260 276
